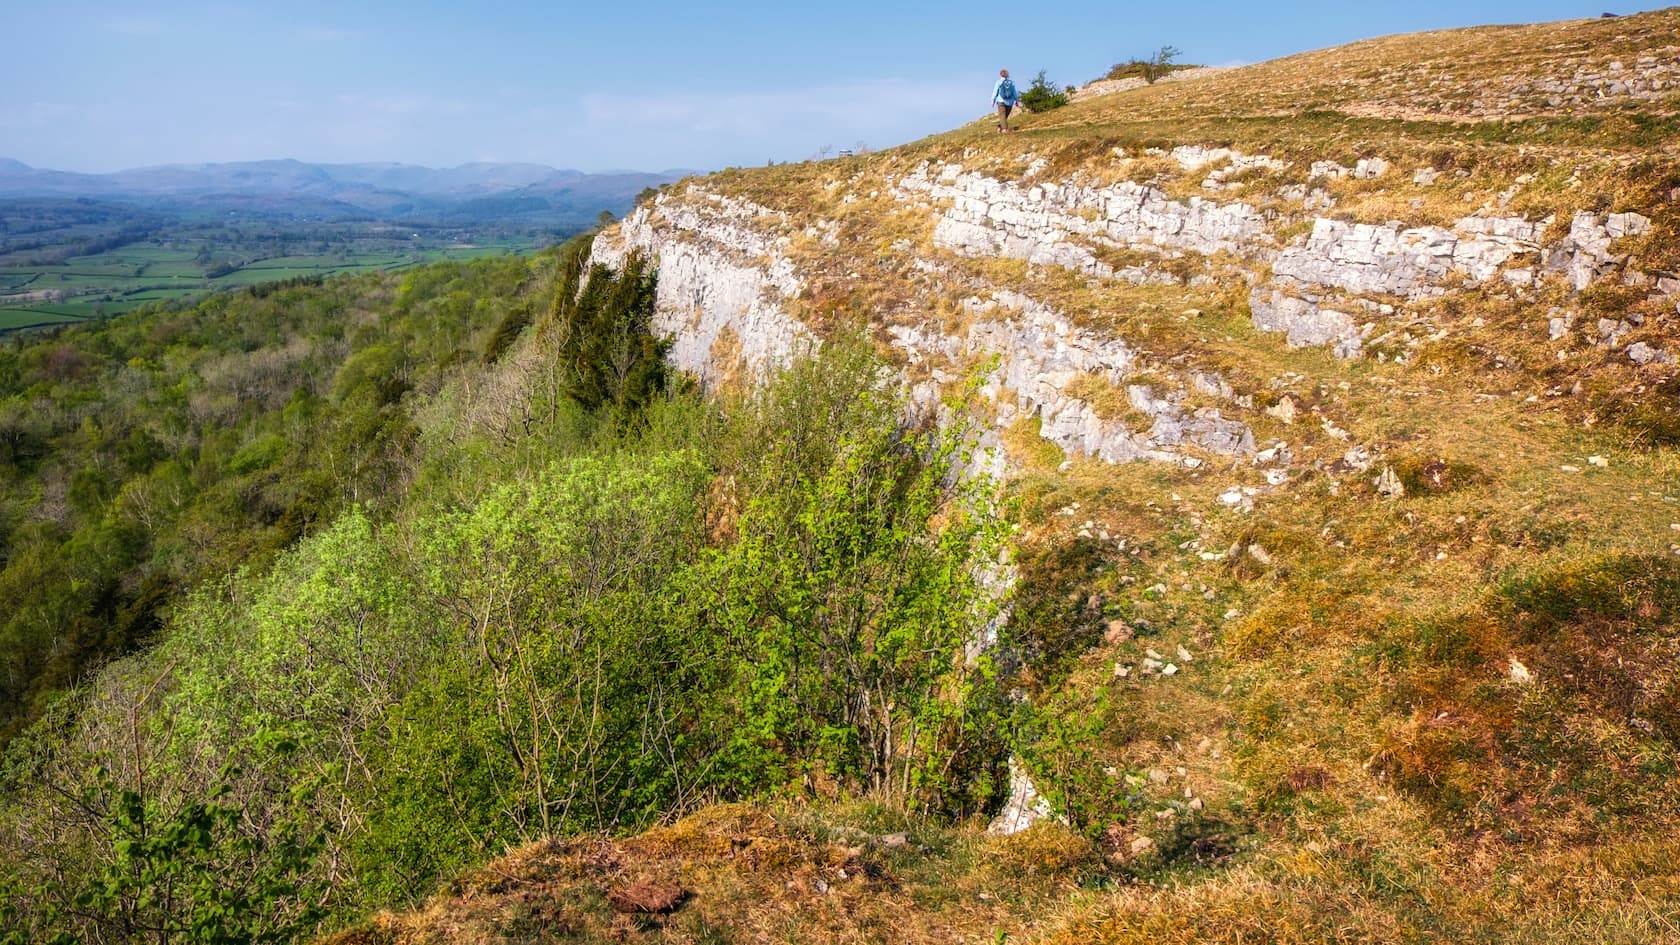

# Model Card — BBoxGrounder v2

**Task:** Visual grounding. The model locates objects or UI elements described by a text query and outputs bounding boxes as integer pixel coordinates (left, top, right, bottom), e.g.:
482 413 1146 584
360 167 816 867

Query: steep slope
352 10 1680 944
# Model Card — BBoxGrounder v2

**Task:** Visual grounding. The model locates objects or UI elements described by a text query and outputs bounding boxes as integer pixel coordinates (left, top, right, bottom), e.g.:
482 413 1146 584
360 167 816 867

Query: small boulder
1267 395 1298 424
1606 212 1651 239
1354 157 1391 180
1374 466 1405 499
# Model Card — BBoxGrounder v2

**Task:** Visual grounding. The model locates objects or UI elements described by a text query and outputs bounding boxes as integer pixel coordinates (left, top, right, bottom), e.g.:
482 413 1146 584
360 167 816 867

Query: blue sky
0 1 1668 173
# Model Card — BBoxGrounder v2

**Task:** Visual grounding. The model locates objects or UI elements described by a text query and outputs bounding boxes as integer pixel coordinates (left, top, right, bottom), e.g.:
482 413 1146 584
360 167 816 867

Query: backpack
999 78 1017 101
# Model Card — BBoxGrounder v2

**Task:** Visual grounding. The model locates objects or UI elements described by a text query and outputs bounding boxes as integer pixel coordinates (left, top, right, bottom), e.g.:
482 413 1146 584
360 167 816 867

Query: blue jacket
993 77 1019 106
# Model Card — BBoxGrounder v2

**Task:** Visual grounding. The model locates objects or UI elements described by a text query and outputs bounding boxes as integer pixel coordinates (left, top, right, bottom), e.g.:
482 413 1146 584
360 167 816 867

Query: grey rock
1249 290 1360 352
1354 157 1391 180
1272 215 1541 300
900 162 1271 270
1375 466 1405 499
593 188 813 381
1607 212 1652 239
1598 318 1633 346
990 756 1058 835
1310 160 1351 180
1628 341 1671 366
890 293 1253 466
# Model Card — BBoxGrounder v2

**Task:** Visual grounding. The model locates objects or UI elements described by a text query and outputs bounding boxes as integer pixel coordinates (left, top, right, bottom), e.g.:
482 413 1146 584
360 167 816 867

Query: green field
0 309 84 331
0 237 544 331
0 196 573 332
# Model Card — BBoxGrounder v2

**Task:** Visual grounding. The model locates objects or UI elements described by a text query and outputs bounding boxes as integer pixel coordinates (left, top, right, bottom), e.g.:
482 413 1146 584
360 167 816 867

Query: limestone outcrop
897 160 1271 277
892 292 1252 466
591 190 813 381
597 184 1257 472
595 149 1667 471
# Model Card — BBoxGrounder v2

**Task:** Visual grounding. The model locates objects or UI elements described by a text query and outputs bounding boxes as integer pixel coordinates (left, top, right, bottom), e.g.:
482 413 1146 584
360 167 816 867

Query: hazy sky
1 1 1668 173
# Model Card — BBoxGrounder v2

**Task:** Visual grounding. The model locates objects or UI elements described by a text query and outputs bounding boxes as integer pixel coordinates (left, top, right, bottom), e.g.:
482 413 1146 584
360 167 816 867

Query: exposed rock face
897 160 1270 277
598 185 1255 471
1272 216 1545 298
591 190 813 380
892 292 1252 465
989 755 1058 835
597 158 1665 467
1499 51 1680 112
1249 292 1363 356
892 158 1659 361
1548 211 1651 291
1251 213 1552 355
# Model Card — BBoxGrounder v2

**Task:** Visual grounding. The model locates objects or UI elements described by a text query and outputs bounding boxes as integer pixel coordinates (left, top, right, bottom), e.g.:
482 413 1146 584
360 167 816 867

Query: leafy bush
694 336 1008 813
1015 688 1140 837
1019 70 1072 112
0 763 325 945
0 253 541 740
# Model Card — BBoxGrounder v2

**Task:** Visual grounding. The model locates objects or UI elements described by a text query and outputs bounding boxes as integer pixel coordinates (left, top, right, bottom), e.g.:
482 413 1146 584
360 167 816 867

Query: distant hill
0 158 691 225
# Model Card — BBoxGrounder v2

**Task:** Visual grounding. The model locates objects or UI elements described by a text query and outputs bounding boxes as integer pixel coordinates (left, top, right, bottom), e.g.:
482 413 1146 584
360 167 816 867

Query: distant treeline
9 224 157 265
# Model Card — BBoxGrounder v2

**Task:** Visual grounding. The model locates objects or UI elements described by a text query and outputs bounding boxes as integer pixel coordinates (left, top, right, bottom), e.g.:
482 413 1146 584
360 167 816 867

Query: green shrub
1 763 326 945
1019 70 1072 112
694 334 1009 815
0 316 1014 933
1015 688 1140 837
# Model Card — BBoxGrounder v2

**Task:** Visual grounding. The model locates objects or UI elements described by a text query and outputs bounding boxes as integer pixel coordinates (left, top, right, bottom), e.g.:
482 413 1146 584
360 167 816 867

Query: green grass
0 309 86 330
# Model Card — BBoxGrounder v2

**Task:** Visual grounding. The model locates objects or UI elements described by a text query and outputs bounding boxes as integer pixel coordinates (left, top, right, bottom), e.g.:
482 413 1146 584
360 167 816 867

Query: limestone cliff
591 47 1675 477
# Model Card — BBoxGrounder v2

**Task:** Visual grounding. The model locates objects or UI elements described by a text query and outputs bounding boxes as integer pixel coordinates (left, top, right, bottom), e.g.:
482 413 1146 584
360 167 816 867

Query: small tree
1019 70 1071 113
1143 45 1181 83
1103 45 1185 84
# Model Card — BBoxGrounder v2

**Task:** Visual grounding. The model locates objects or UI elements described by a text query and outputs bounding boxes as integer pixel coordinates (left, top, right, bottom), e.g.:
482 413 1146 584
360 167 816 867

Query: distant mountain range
0 158 693 225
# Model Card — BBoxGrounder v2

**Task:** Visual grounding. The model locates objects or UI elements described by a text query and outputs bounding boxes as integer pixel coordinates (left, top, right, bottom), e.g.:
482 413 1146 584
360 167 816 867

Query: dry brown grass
320 804 1088 945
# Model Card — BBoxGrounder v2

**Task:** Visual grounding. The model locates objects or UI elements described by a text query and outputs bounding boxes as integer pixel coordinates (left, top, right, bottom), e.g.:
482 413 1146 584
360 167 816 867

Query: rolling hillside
352 9 1680 943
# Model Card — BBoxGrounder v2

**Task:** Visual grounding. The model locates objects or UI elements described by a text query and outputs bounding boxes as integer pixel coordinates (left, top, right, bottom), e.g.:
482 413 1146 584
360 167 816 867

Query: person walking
993 68 1019 133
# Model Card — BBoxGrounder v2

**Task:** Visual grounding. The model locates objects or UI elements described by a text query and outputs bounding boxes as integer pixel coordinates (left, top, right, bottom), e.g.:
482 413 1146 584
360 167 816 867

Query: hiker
993 69 1019 133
